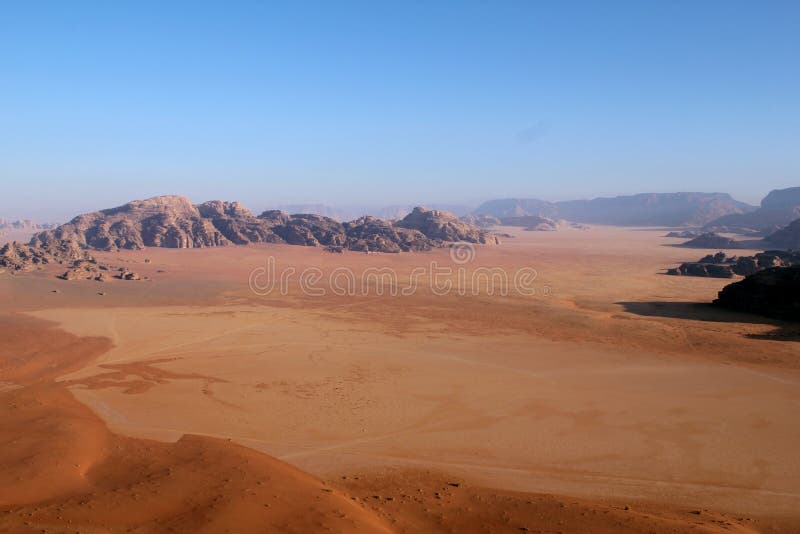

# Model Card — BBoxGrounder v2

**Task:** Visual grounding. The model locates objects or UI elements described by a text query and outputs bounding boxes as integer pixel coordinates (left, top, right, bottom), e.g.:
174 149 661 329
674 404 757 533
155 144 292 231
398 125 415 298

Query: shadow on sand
616 301 800 341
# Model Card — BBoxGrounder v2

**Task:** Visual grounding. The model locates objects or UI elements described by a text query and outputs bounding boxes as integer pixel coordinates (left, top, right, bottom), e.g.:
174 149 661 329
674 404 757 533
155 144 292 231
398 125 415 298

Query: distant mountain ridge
473 193 754 226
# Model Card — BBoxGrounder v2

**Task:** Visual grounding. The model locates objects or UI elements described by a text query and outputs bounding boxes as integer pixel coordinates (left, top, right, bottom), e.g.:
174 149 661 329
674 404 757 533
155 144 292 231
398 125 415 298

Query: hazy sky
1 1 798 221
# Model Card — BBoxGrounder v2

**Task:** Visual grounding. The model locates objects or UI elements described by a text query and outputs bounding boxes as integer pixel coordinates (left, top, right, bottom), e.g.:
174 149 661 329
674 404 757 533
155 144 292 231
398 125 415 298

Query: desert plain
1 226 799 533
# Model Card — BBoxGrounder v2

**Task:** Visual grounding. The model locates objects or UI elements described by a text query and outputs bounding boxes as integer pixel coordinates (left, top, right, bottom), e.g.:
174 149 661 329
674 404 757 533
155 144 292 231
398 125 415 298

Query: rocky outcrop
395 207 499 244
475 193 753 226
764 218 800 249
678 232 743 249
0 242 57 271
343 216 431 253
713 266 800 320
0 239 131 282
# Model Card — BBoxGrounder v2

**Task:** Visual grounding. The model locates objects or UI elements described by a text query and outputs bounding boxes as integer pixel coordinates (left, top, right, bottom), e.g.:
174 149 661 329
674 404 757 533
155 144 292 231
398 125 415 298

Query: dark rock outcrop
678 232 743 249
713 266 800 321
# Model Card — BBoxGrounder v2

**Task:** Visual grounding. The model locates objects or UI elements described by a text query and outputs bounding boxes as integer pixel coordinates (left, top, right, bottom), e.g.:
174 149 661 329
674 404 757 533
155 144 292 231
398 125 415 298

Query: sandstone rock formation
344 216 430 253
678 232 743 249
713 266 800 320
395 207 499 244
21 197 497 271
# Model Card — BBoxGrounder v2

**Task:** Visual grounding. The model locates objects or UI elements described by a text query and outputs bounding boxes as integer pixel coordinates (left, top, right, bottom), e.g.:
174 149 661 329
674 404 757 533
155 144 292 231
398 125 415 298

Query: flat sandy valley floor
1 226 799 533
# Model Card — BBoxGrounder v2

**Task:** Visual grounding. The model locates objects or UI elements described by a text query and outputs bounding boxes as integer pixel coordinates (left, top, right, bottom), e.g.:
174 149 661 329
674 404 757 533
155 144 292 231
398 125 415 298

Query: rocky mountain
763 218 800 249
474 193 753 226
678 232 743 249
27 196 497 257
5 197 496 278
713 266 800 320
704 187 800 234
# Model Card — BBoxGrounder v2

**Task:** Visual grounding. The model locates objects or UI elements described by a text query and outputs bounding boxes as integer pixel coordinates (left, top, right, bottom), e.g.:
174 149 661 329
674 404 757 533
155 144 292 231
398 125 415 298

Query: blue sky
1 1 798 220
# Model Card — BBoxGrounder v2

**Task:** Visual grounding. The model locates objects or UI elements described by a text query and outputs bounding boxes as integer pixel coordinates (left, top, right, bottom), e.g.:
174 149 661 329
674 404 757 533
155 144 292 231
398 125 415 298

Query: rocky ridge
5 197 497 278
30 198 497 253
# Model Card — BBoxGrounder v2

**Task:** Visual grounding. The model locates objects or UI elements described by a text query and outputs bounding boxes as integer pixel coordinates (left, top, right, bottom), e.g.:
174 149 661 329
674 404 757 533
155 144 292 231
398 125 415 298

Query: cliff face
28 196 497 255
